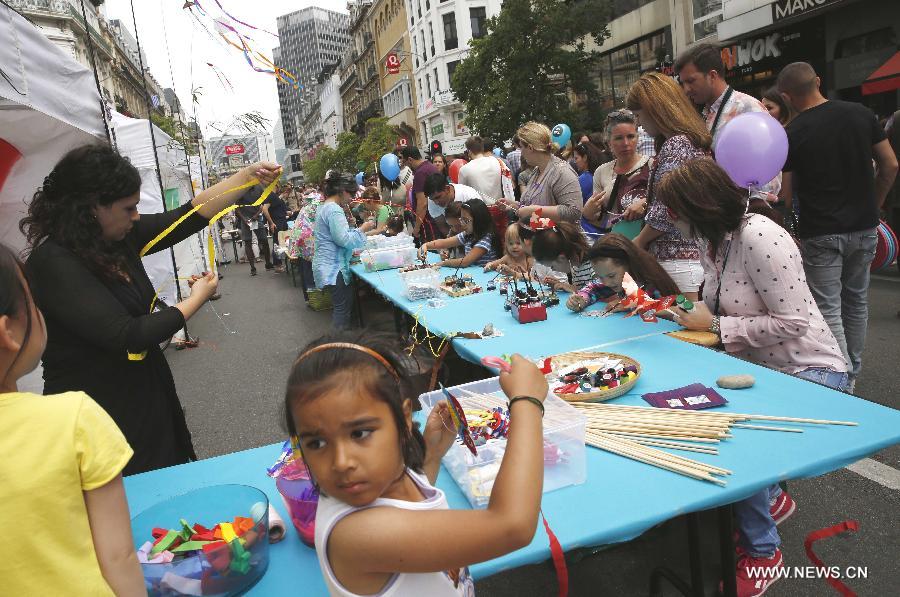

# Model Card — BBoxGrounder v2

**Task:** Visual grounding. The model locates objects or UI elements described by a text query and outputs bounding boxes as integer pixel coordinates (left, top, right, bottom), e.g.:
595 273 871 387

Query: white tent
110 111 210 308
0 4 107 251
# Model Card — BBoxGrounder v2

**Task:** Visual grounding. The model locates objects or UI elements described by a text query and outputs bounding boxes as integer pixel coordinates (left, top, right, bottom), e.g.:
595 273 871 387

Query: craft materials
642 383 728 410
546 351 641 402
420 382 587 509
571 402 857 485
440 273 482 297
440 383 478 455
717 374 756 389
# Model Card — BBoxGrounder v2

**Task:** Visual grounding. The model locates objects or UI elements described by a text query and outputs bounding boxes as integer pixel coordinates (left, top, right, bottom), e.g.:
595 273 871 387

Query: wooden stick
602 431 721 444
629 438 719 454
732 423 804 433
586 431 732 475
571 403 857 426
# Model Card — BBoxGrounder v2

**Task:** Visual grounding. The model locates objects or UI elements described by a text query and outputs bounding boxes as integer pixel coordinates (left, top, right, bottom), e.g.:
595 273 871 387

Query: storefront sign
721 33 782 71
386 52 401 74
224 144 245 155
431 123 444 136
772 0 844 22
398 137 409 147
454 111 469 136
228 154 244 168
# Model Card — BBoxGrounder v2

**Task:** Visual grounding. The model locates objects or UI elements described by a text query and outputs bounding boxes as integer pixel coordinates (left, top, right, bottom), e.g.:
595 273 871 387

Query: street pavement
166 260 900 597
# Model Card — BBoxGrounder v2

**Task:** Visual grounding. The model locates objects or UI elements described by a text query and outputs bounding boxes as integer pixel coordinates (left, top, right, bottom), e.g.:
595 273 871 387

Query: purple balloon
714 112 787 189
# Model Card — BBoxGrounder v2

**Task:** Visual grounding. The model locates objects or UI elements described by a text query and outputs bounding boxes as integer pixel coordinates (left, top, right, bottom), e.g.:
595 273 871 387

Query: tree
452 0 612 142
151 112 199 155
356 117 402 175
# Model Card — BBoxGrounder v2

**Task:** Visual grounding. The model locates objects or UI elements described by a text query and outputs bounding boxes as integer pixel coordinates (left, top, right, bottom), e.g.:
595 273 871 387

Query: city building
340 0 383 137
319 62 344 149
8 0 169 119
274 6 350 173
371 0 419 146
407 0 504 155
583 0 897 118
206 134 276 177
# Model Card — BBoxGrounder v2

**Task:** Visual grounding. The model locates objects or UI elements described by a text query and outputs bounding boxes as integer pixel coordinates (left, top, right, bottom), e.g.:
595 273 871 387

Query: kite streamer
206 62 234 92
209 0 279 38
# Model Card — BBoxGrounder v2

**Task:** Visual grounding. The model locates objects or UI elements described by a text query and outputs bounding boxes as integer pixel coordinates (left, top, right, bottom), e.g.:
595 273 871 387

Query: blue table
351 260 682 364
125 331 900 596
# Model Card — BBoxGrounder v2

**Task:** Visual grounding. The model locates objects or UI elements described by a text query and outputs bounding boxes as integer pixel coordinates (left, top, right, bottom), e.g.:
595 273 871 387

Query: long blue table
350 259 682 364
125 329 900 595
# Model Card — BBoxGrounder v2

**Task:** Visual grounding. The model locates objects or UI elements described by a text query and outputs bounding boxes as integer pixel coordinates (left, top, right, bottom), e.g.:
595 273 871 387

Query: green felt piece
171 540 215 553
149 530 179 556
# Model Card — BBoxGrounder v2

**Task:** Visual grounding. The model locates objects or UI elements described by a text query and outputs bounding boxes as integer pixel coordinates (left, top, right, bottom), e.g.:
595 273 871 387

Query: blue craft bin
131 484 270 596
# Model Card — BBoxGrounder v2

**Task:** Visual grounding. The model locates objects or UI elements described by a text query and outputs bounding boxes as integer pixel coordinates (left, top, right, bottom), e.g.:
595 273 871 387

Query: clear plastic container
366 233 414 250
130 484 270 596
399 267 442 300
273 459 318 549
360 246 419 271
420 378 586 508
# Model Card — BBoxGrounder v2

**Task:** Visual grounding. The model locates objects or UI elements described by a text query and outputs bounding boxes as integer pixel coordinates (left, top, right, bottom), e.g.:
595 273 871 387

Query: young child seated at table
360 187 393 236
483 223 535 279
384 214 405 237
516 214 595 293
419 198 500 267
567 233 680 312
284 332 549 597
0 243 143 595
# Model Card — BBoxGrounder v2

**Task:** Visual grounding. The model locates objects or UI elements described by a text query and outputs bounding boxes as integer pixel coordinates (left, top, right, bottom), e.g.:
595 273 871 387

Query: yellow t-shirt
0 391 133 595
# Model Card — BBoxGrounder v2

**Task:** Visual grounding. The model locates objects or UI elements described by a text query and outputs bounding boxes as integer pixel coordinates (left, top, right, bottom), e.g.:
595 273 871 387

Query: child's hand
499 354 548 404
439 250 450 260
566 294 587 312
424 402 457 459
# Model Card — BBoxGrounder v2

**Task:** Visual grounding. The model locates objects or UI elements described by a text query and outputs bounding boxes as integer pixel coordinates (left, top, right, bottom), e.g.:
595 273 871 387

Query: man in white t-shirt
423 172 482 236
458 136 514 203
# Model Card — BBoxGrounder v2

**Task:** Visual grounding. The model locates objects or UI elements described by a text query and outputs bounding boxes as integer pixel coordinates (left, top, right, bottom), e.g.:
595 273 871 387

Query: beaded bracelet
508 395 545 417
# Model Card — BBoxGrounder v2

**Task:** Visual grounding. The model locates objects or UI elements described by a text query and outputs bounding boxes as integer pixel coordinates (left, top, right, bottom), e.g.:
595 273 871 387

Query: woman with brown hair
582 109 652 239
626 72 711 300
566 233 679 312
660 159 846 595
498 122 583 224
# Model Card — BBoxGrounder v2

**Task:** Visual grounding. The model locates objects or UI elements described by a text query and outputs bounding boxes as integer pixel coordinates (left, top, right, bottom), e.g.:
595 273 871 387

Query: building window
418 0 422 19
433 67 440 91
421 31 427 59
428 22 436 56
470 7 486 39
691 0 723 41
442 12 458 50
447 60 459 86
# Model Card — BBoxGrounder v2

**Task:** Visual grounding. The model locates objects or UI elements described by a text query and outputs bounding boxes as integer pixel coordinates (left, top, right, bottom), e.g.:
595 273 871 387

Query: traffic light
430 140 443 155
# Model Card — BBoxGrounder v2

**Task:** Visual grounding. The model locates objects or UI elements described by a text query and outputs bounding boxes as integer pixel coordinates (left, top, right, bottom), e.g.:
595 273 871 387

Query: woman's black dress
27 202 208 475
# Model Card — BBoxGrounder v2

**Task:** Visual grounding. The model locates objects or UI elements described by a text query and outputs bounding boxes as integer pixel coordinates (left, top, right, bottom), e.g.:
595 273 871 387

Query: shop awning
862 51 900 96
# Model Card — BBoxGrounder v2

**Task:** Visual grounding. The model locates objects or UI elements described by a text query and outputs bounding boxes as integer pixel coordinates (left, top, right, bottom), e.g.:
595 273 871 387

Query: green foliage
356 117 401 175
151 112 199 155
452 0 612 142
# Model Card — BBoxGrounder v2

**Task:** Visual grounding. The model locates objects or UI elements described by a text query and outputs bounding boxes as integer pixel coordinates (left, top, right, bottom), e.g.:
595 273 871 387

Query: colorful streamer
209 0 279 38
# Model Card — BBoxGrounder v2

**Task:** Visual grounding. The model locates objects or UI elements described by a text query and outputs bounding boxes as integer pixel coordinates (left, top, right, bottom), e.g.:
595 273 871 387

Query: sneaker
265 265 275 271
770 492 796 526
274 265 286 273
250 268 257 276
721 550 783 597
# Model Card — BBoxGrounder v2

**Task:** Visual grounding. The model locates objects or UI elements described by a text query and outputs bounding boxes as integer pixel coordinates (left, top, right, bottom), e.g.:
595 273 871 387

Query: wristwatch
709 316 721 334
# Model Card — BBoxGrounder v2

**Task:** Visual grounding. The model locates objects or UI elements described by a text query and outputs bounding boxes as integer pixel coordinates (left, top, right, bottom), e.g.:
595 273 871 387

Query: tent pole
128 0 194 344
78 0 111 143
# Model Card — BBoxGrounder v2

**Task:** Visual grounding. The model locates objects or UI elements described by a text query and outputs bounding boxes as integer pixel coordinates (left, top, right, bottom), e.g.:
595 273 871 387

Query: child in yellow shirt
0 243 144 595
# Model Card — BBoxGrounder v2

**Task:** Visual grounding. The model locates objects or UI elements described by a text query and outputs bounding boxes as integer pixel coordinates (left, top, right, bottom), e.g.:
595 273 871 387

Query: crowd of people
1 40 898 597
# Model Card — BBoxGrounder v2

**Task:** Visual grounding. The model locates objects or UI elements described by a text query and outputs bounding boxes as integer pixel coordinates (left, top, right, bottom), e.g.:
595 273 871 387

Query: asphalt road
166 261 900 597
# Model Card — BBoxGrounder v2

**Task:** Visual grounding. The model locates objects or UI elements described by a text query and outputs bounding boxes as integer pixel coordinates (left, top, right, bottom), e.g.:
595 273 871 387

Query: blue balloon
551 123 572 148
492 147 503 157
355 172 364 185
379 153 401 181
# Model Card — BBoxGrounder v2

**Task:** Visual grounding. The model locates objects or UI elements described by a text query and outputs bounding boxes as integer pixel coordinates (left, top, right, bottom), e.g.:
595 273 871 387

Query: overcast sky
104 0 347 141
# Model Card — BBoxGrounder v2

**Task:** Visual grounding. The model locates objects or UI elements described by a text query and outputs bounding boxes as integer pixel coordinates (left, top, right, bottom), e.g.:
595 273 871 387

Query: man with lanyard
235 184 274 276
675 42 780 201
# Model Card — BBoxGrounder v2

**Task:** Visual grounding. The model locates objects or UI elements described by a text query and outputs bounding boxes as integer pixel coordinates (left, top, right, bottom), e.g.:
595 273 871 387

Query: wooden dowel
602 431 721 444
585 434 727 486
586 431 732 475
732 423 804 433
571 403 857 426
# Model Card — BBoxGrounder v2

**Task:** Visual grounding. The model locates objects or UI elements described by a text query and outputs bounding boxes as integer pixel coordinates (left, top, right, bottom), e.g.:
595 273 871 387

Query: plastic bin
274 459 318 549
399 267 442 300
360 245 419 271
365 233 414 250
420 378 586 508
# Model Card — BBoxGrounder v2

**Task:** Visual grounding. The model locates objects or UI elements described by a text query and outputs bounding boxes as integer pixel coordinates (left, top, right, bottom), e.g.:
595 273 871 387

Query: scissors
481 355 513 373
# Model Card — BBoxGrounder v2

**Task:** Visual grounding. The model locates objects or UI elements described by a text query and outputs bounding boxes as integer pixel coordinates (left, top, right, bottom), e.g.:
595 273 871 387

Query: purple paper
641 383 727 410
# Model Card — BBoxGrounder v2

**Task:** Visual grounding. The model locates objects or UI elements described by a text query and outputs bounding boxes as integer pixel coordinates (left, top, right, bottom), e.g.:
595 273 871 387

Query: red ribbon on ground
541 509 568 597
803 519 859 596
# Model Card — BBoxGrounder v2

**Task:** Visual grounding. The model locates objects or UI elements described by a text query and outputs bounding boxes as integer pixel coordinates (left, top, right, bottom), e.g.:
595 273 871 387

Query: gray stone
717 374 755 389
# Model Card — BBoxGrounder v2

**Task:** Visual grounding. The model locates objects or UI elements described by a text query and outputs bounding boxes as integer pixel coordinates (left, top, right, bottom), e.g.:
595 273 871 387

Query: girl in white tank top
284 334 549 597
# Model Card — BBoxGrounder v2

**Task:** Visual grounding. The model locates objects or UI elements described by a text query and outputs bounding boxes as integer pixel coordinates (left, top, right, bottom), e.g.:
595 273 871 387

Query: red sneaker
770 491 796 526
721 550 784 597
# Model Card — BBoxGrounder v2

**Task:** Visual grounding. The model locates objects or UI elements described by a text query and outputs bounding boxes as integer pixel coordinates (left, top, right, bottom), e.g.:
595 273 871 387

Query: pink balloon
714 112 787 189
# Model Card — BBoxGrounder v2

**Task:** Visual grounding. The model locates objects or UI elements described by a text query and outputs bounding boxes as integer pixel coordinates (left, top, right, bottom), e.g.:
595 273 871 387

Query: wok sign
386 53 401 74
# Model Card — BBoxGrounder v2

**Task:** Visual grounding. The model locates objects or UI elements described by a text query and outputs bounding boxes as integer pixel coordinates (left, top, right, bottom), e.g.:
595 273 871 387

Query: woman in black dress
21 144 281 475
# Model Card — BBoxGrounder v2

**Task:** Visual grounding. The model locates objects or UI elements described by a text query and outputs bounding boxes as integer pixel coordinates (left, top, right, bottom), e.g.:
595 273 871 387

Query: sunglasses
607 108 634 120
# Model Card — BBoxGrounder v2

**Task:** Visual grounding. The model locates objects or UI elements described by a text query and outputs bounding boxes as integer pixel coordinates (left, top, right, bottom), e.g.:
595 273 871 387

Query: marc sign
772 0 844 22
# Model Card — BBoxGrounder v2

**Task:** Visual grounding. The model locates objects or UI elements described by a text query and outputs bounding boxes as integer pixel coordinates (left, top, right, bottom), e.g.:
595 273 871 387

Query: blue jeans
800 229 877 381
735 367 847 557
326 275 354 330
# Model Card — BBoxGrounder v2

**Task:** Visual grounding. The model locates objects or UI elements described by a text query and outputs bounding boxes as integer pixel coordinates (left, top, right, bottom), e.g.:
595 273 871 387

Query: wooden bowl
546 351 642 403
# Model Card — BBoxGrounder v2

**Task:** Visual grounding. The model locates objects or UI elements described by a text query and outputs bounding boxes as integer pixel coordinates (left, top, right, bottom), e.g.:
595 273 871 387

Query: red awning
862 51 900 96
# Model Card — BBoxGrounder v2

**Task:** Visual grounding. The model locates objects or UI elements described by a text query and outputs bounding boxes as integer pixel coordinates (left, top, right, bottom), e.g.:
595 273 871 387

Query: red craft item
804 520 860 596
511 301 547 324
441 384 478 455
